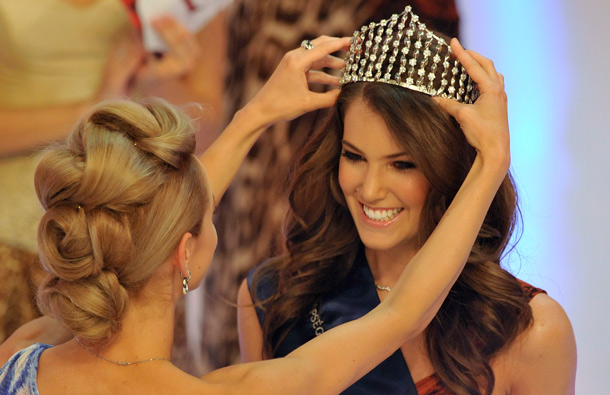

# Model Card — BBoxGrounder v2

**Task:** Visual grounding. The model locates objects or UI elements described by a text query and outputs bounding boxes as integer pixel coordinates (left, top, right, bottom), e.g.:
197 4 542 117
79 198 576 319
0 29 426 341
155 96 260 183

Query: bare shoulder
237 278 252 304
529 293 574 337
0 316 71 366
523 293 576 362
505 293 577 394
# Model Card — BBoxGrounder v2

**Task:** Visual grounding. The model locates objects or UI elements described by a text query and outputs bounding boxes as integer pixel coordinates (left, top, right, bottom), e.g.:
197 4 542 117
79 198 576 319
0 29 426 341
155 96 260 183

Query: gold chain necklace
74 336 171 366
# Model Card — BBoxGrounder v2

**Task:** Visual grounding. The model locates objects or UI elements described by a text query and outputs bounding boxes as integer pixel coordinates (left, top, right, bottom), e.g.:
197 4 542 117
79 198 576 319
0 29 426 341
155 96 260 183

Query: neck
365 245 419 288
73 279 179 365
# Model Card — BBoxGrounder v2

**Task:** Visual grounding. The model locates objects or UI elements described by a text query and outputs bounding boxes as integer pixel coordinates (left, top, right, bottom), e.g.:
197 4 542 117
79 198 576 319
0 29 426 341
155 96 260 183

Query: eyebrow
342 140 409 160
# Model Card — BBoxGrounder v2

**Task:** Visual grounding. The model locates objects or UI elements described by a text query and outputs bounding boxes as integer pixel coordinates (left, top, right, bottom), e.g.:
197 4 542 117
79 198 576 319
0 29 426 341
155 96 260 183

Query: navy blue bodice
247 250 417 395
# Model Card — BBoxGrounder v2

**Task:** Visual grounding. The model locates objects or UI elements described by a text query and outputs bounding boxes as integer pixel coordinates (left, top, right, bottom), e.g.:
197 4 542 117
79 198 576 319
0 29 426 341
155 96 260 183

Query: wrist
235 102 274 134
476 142 510 173
470 151 510 190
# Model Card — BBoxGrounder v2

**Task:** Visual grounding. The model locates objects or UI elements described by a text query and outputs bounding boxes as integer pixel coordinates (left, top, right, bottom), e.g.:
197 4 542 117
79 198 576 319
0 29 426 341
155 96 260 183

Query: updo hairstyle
34 98 208 346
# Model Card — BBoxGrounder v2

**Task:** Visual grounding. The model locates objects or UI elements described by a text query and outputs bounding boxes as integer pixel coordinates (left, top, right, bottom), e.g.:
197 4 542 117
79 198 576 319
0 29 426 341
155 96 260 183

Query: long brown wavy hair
251 82 534 395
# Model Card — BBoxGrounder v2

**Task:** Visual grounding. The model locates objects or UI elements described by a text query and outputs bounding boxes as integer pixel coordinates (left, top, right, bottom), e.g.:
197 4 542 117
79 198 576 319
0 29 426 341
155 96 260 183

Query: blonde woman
0 0 225 345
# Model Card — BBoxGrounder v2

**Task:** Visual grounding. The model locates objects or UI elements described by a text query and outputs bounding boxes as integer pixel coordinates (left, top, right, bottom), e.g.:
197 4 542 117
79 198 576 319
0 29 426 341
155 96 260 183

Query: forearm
0 103 91 156
205 309 403 395
198 103 273 202
283 308 403 394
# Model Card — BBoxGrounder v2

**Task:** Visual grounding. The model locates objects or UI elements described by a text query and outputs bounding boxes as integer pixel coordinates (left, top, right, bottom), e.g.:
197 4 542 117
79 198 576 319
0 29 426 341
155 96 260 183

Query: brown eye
341 151 364 162
393 161 416 171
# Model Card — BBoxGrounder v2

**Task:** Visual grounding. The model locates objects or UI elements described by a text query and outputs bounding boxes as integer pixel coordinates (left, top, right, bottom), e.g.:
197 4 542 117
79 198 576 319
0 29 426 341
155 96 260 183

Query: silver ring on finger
300 39 314 50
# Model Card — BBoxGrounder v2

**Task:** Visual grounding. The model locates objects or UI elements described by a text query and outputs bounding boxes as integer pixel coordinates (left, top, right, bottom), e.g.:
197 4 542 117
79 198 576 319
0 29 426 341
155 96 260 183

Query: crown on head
340 6 479 104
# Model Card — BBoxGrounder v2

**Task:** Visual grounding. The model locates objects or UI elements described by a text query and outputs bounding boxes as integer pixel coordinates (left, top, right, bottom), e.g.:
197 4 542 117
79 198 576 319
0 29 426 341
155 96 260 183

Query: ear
175 232 193 277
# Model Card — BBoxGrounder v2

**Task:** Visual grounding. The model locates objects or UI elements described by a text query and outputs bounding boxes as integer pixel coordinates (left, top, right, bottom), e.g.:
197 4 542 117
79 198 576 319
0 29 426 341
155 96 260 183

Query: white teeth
363 205 403 221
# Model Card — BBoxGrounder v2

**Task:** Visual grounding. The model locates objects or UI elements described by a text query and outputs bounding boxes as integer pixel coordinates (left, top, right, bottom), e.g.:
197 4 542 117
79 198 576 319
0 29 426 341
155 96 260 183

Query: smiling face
338 98 430 256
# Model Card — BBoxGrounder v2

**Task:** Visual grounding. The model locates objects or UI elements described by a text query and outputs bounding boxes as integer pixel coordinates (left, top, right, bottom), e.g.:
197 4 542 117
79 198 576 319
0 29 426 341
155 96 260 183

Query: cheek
338 161 356 194
338 169 347 194
411 177 431 208
397 174 430 207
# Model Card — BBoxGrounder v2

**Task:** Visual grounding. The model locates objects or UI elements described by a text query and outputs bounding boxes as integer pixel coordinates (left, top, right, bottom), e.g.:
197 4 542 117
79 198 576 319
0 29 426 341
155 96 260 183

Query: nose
359 166 386 203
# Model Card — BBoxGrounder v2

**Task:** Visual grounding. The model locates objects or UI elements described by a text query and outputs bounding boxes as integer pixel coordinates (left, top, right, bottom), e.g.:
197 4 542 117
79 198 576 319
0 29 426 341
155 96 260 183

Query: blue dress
0 343 52 395
247 249 418 395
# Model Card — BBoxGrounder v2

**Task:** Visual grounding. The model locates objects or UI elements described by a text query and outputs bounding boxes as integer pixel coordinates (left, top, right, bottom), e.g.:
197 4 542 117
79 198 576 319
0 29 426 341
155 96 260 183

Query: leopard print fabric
199 0 459 373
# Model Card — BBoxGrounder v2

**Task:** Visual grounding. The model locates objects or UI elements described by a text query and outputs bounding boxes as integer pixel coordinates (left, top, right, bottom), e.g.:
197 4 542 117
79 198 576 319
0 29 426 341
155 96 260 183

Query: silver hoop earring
181 269 191 295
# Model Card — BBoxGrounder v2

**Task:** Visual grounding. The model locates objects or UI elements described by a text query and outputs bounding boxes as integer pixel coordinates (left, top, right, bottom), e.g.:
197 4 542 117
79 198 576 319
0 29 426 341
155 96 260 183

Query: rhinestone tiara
340 5 479 104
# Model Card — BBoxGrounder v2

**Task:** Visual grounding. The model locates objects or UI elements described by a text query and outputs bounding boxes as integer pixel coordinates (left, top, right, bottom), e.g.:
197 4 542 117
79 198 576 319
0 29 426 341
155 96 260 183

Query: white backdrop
458 0 610 392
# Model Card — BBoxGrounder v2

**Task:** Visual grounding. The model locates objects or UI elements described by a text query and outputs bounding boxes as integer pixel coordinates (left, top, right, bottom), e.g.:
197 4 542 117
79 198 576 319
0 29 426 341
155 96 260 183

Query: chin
359 235 400 252
357 228 420 254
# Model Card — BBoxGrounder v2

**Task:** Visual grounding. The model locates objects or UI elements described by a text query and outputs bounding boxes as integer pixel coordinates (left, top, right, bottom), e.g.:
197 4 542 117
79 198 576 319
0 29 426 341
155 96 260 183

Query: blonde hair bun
35 98 207 346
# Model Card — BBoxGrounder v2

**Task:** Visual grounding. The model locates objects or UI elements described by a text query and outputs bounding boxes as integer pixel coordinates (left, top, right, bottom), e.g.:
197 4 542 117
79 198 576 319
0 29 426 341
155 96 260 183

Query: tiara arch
340 5 479 104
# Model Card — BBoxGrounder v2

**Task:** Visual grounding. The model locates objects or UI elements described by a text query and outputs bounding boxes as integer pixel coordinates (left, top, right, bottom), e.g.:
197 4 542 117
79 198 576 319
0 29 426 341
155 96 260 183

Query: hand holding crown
435 38 510 172
244 35 351 128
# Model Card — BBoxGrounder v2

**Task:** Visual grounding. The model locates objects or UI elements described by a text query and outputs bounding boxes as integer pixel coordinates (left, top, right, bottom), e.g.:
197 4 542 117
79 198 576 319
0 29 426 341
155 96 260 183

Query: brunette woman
239 8 576 395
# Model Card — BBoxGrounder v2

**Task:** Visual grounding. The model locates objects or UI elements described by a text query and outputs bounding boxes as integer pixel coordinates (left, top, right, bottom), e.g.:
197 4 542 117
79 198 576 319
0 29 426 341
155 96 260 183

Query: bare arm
203 39 513 394
0 104 93 156
237 279 264 362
